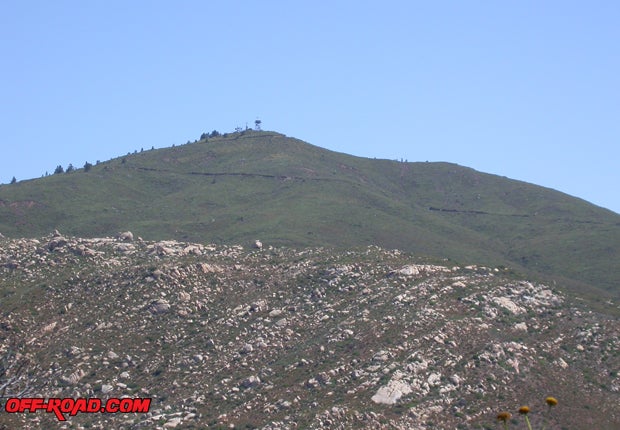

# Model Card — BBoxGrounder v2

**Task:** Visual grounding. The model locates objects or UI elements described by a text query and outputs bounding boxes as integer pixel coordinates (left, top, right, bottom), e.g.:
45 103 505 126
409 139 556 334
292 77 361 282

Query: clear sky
1 1 619 214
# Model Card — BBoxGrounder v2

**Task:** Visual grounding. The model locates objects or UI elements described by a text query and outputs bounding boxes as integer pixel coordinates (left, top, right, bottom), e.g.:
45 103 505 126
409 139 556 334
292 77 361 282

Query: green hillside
1 130 619 298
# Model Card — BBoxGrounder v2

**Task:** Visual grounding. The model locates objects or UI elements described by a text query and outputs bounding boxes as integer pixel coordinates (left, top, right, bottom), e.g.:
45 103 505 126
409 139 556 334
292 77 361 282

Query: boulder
118 231 134 242
149 299 171 314
371 379 413 405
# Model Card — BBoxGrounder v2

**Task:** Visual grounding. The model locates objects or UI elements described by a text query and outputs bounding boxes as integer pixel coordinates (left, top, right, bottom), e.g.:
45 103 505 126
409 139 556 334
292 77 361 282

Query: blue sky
2 1 619 213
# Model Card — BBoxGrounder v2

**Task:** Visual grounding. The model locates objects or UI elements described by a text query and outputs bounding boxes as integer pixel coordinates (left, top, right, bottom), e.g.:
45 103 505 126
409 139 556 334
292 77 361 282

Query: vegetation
0 130 618 302
497 397 558 429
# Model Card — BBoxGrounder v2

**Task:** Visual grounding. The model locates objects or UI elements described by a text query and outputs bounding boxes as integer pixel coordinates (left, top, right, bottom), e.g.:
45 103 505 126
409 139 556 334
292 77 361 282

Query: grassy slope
1 130 618 298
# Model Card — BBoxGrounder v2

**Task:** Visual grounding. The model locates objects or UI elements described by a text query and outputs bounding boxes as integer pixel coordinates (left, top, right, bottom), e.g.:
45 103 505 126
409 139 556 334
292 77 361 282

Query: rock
183 245 202 255
371 379 413 405
60 369 86 385
115 243 135 253
373 351 390 362
101 384 114 394
241 343 254 354
197 263 222 273
514 322 528 331
449 374 462 386
42 321 57 333
492 297 525 315
277 399 292 409
241 375 261 388
67 346 82 357
48 237 67 251
163 417 182 428
306 378 319 388
427 372 441 386
118 231 134 242
251 300 268 312
73 244 96 256
269 309 283 318
149 299 171 314
254 240 263 250
398 265 420 276
152 243 174 255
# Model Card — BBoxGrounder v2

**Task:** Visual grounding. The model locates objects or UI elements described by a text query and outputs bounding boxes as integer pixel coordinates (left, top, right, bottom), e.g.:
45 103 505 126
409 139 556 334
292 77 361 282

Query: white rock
269 309 283 318
428 373 442 385
449 374 462 386
514 322 528 331
492 297 525 314
118 231 134 242
371 379 413 405
398 265 420 276
163 417 182 428
61 369 86 385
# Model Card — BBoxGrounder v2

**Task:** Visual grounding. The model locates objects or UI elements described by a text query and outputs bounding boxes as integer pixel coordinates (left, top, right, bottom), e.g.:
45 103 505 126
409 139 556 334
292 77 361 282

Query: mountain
1 130 619 300
1 234 618 429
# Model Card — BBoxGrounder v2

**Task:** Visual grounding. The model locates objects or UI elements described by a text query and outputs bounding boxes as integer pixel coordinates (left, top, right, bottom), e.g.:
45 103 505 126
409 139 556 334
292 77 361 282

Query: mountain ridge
1 130 618 300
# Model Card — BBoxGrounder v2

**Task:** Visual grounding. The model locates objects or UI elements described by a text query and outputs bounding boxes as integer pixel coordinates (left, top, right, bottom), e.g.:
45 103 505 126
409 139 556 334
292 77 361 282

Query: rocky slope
1 233 619 429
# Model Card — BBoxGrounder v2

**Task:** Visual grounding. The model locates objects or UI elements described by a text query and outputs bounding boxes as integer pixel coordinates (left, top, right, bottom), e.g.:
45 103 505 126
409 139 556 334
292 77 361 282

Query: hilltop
1 130 619 300
1 234 618 429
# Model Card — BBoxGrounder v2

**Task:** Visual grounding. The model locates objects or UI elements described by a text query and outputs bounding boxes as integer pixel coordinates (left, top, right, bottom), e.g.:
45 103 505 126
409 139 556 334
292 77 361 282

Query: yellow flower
545 396 558 407
497 411 512 422
520 406 533 430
